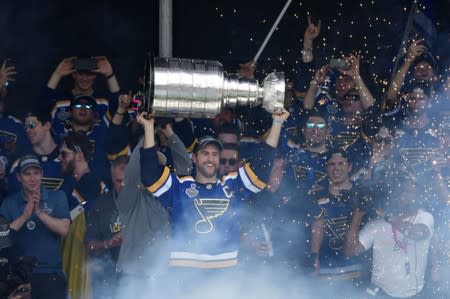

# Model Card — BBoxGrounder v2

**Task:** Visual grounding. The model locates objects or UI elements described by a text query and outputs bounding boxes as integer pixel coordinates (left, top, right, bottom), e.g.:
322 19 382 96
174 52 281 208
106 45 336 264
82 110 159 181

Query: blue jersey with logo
310 187 363 278
140 145 274 268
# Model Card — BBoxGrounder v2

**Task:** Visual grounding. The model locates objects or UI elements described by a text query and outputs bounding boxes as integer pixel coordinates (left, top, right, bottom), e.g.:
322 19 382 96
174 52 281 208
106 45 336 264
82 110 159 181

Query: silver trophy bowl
138 54 285 118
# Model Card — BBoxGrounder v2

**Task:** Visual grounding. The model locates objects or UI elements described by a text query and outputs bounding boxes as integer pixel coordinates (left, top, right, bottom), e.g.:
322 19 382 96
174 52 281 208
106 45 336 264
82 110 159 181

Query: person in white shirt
344 177 433 298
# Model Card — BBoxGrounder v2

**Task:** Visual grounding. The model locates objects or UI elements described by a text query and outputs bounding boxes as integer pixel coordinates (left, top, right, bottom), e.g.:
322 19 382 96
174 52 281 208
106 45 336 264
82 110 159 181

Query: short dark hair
222 143 240 153
192 135 223 154
412 53 437 72
326 148 350 163
24 109 52 125
61 131 94 161
215 124 240 140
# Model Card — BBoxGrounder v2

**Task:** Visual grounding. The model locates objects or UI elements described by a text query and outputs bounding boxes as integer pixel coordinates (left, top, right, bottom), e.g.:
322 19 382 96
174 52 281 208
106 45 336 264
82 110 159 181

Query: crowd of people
0 15 449 299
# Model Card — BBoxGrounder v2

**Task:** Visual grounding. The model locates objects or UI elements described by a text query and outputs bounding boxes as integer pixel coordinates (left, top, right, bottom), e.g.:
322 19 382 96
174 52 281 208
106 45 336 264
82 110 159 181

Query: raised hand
0 60 17 87
313 65 330 84
272 107 290 122
304 15 321 41
93 56 114 77
54 57 76 77
406 39 426 62
136 112 154 127
338 54 360 79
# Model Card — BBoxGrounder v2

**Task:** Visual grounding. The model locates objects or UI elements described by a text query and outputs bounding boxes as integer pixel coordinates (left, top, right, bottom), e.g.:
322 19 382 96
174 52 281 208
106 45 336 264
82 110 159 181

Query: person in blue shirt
0 154 70 299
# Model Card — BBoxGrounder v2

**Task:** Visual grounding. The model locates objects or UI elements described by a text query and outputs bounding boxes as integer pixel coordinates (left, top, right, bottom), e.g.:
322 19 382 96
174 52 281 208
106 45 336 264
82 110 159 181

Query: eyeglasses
220 158 238 166
73 103 94 110
305 122 327 129
373 136 393 145
24 121 38 129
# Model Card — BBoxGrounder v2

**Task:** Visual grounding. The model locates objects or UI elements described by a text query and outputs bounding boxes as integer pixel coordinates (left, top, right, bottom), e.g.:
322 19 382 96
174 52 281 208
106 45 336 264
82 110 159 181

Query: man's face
335 75 355 98
70 100 96 126
111 162 127 187
219 149 241 176
413 61 434 82
406 92 429 115
192 144 220 180
336 91 363 115
17 167 42 194
24 116 48 145
371 131 395 158
302 116 329 147
72 71 97 91
59 148 76 175
326 155 351 185
217 133 239 145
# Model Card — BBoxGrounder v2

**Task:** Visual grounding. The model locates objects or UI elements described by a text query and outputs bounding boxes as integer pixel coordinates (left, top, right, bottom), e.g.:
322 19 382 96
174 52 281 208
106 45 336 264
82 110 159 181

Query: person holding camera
44 56 120 135
0 154 70 299
0 60 29 170
385 39 437 109
302 54 381 174
344 177 434 298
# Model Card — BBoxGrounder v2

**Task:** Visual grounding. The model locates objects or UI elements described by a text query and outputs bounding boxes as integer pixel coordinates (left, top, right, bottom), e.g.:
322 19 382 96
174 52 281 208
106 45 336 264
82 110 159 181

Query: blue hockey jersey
140 145 273 269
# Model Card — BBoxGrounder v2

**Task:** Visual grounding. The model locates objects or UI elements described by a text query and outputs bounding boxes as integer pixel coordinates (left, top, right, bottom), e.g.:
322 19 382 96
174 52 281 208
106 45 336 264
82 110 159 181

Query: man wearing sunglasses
58 131 104 299
218 143 242 177
56 95 110 181
44 56 120 136
8 110 71 195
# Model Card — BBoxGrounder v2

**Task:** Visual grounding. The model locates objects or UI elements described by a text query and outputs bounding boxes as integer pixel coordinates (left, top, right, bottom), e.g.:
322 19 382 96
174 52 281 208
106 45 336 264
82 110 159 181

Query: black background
0 0 449 117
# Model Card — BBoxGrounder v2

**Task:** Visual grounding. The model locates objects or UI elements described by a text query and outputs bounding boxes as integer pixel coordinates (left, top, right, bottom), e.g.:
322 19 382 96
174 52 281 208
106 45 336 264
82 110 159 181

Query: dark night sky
0 0 449 116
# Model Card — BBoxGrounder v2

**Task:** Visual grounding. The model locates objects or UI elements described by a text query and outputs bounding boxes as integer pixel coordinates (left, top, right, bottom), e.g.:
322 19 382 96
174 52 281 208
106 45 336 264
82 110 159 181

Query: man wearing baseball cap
0 154 70 299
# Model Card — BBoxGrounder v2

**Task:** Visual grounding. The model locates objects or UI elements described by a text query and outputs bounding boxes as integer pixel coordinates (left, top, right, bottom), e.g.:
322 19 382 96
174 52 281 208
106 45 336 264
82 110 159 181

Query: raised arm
264 108 290 148
137 112 170 191
94 56 120 93
159 123 193 176
339 54 375 110
47 57 76 90
302 15 321 63
385 40 426 104
303 65 329 110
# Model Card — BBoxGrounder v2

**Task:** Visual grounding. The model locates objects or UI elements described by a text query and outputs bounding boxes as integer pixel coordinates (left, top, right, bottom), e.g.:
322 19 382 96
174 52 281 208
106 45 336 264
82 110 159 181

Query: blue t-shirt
0 188 70 274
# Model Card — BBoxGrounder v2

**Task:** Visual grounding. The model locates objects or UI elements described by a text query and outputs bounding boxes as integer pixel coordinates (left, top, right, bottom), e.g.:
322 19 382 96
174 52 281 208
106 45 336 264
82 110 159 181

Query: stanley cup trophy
134 53 285 118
